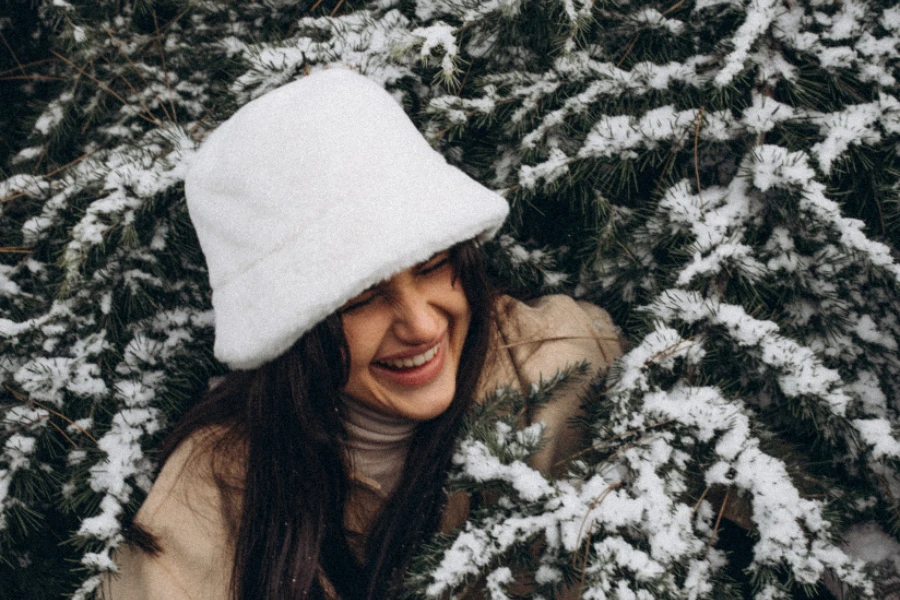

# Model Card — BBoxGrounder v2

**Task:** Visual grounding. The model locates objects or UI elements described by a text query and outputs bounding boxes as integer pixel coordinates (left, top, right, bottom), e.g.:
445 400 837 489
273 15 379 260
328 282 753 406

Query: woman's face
340 251 471 421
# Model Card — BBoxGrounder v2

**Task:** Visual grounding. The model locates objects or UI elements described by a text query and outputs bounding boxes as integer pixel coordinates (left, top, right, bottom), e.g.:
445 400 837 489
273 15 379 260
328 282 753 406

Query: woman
103 68 622 599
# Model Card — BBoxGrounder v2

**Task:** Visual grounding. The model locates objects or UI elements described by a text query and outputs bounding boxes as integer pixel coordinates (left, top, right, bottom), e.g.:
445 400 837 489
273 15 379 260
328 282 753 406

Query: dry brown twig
575 482 623 595
647 335 699 366
0 28 26 76
616 34 640 68
557 418 675 468
707 487 730 553
0 58 57 78
662 0 686 16
43 147 98 179
330 0 347 17
457 62 473 96
692 485 712 516
0 74 66 82
5 385 98 446
1 192 27 204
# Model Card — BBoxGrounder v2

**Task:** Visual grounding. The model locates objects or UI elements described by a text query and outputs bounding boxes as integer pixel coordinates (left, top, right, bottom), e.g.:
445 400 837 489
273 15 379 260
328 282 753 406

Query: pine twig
662 0 686 16
6 385 98 444
692 485 712 516
0 74 66 82
706 488 730 553
1 191 27 204
43 148 98 178
654 117 692 191
575 482 623 595
104 29 172 124
871 468 898 506
0 58 57 78
51 50 162 127
557 419 674 468
330 0 347 17
153 9 178 123
48 419 79 449
693 106 705 203
0 28 27 76
0 247 33 254
616 34 640 68
457 61 473 96
186 105 216 138
647 335 699 366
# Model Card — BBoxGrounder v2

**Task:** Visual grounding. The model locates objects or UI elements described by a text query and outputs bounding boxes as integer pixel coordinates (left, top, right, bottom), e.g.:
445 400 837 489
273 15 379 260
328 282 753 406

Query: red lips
370 336 447 388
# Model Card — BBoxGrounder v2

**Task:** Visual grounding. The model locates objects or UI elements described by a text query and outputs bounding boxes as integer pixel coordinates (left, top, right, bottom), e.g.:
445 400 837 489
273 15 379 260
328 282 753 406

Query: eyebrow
415 251 448 269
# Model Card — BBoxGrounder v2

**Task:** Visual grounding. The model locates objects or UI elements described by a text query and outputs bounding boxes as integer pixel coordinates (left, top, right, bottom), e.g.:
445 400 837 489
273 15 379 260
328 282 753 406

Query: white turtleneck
340 394 417 498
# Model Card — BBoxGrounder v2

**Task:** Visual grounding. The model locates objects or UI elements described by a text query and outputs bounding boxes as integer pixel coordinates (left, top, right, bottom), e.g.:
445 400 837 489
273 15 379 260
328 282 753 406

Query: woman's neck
340 394 417 497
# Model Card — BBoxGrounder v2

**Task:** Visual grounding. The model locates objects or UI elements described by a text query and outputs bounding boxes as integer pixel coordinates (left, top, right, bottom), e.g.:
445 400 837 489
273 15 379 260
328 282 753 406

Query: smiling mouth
376 342 441 370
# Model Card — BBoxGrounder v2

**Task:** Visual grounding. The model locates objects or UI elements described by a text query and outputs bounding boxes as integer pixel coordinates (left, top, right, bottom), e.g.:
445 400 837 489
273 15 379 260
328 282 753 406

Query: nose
389 279 442 344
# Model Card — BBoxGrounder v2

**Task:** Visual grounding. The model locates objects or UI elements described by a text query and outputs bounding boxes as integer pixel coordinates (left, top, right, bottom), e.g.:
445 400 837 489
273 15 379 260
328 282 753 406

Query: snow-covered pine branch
2 0 899 597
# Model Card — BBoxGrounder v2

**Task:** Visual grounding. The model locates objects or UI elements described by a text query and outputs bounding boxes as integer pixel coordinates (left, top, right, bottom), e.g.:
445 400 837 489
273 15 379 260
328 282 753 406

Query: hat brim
211 155 508 370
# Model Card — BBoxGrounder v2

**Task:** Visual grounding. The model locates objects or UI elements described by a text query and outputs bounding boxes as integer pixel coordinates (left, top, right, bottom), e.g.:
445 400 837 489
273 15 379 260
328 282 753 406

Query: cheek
341 316 382 376
449 282 472 332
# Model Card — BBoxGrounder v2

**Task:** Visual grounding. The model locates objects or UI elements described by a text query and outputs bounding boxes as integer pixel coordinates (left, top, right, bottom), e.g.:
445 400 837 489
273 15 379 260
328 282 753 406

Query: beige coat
102 294 622 599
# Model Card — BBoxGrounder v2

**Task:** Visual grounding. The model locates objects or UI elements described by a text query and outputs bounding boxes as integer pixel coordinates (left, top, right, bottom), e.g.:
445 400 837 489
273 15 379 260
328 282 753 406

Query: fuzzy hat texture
185 68 509 370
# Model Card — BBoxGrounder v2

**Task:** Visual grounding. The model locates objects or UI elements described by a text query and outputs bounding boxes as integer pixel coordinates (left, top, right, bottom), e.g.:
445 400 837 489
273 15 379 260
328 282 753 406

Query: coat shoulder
101 427 236 600
482 294 624 476
489 294 623 390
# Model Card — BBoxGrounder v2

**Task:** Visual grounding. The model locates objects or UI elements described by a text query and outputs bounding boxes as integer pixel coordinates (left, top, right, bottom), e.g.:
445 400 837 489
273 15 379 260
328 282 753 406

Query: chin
391 381 456 421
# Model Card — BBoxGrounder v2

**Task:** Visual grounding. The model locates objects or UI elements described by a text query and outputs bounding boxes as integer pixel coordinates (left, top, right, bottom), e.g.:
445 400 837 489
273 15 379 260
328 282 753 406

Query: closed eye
340 288 380 313
416 254 450 276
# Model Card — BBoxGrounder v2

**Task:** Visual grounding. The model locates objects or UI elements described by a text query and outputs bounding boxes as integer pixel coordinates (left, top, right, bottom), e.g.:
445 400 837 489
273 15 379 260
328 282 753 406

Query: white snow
714 0 781 87
854 315 898 350
742 92 795 134
811 102 882 175
852 419 900 460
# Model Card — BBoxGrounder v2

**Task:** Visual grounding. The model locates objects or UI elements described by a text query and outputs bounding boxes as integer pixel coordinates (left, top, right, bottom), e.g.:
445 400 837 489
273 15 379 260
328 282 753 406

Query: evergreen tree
1 1 899 598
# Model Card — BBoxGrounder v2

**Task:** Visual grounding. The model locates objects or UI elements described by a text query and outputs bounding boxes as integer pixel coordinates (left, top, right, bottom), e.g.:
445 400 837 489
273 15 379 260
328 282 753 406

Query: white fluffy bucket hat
185 68 509 370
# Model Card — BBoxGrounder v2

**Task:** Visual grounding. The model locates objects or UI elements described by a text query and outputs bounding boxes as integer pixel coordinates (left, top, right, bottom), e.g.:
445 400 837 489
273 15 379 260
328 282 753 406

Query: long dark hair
148 241 495 599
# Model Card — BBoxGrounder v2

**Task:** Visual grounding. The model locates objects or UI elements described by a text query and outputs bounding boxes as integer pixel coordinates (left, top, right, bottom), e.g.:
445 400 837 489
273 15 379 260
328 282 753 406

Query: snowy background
2 1 900 598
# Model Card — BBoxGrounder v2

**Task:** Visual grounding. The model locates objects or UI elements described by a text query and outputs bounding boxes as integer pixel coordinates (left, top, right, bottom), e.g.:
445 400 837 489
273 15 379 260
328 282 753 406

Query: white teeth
379 343 439 369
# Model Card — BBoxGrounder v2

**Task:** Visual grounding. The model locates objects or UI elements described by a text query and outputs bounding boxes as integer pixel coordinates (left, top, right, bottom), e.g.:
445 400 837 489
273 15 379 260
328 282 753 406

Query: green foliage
2 0 900 598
